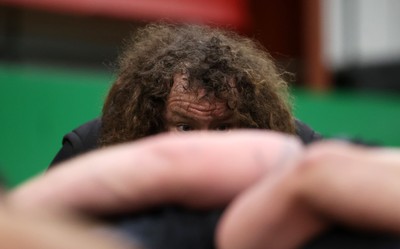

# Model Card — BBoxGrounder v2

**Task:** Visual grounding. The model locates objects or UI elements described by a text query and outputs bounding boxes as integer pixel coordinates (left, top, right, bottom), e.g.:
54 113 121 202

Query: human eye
176 124 193 132
215 124 231 131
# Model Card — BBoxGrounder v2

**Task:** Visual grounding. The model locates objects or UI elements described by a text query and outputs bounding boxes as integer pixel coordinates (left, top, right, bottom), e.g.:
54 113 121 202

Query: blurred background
0 0 399 188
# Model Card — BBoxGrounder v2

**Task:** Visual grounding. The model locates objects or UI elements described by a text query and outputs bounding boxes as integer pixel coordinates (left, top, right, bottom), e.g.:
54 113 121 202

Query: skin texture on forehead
165 74 238 132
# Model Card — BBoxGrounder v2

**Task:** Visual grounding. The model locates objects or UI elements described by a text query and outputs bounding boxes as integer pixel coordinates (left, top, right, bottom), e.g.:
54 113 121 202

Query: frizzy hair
100 23 295 146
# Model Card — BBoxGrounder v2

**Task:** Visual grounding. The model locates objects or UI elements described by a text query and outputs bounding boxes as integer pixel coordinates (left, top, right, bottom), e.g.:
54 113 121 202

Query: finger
217 138 316 249
298 141 400 233
218 141 400 249
8 131 302 214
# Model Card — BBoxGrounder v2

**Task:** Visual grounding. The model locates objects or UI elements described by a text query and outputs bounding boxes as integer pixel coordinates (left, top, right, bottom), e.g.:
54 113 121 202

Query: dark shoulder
71 118 102 150
49 118 102 167
295 119 323 144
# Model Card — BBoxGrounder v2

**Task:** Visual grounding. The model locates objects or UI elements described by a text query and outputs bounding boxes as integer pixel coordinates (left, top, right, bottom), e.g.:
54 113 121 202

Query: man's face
165 74 238 132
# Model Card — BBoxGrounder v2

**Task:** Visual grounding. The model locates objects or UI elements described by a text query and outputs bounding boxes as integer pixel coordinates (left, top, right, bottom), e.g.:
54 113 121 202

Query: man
50 23 320 166
7 131 400 249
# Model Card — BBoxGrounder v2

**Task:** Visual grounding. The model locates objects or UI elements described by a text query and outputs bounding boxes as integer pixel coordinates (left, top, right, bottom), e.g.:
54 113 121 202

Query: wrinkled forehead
167 74 236 119
170 73 237 102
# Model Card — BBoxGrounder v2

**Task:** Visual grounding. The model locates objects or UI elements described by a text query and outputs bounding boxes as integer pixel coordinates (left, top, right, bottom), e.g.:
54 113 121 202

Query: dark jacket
49 118 321 167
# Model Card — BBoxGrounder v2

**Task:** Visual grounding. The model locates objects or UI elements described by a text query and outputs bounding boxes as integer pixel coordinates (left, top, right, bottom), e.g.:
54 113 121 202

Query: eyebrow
168 110 197 122
168 109 236 124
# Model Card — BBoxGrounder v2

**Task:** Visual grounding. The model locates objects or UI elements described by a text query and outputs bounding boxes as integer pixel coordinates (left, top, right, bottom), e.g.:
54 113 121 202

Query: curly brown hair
100 23 295 146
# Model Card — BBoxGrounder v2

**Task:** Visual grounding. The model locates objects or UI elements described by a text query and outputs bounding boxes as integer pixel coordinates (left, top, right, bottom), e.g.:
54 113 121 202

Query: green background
1 63 399 188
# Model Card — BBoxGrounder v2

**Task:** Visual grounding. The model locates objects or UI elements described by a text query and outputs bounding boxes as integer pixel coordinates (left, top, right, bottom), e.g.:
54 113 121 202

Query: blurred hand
8 131 400 249
217 141 400 249
0 192 132 249
7 131 303 214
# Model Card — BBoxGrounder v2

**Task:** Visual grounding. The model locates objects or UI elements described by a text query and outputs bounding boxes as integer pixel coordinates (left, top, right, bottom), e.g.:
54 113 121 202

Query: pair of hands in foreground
4 131 400 249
